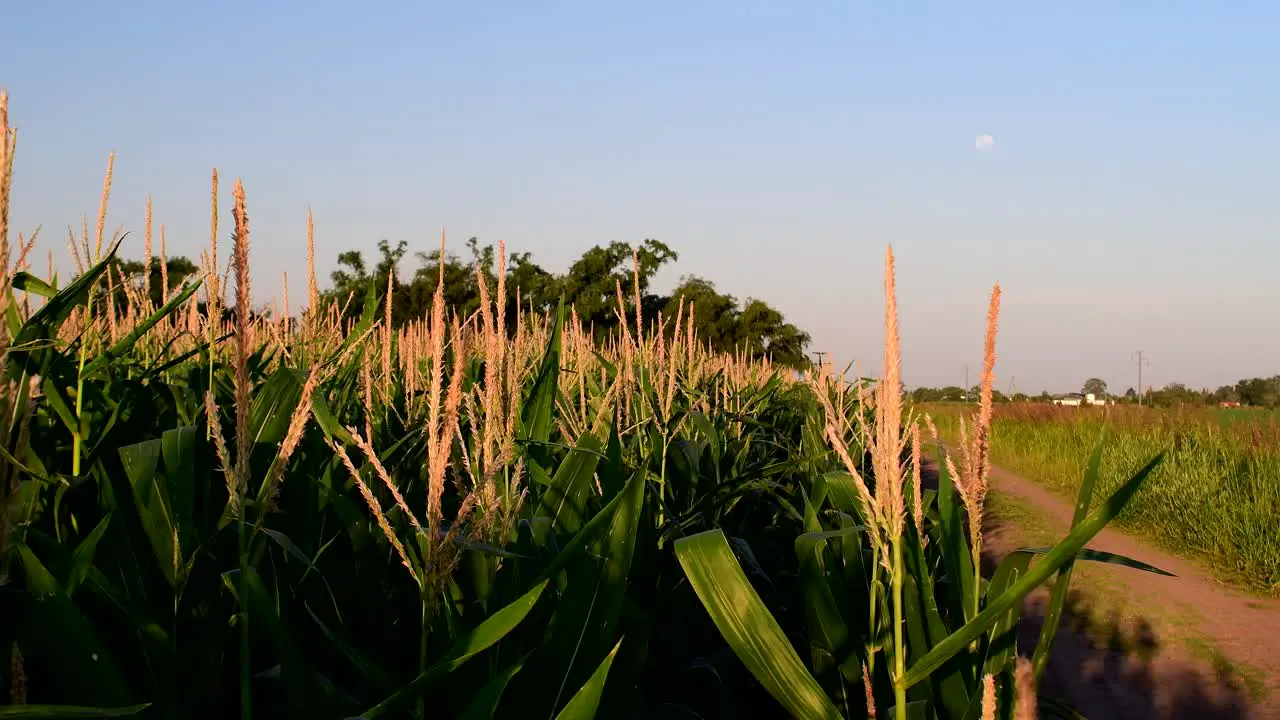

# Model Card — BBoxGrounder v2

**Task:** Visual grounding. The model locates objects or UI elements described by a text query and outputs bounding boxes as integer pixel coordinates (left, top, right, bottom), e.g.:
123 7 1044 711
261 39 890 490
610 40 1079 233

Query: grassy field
1 91 1174 719
923 402 1280 595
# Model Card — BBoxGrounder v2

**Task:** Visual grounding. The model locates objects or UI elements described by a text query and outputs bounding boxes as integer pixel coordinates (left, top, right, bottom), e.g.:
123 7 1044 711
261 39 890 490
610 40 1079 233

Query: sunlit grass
925 403 1280 594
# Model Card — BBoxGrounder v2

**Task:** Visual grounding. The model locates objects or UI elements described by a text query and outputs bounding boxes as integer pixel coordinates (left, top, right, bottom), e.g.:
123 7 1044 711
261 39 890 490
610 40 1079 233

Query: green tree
1235 376 1280 407
664 276 812 369
316 237 814 367
558 239 678 334
1082 377 1108 397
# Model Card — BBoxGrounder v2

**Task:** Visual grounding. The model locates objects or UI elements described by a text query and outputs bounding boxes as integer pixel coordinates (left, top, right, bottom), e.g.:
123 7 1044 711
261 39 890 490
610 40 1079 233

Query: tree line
909 375 1280 409
96 236 814 369
321 237 812 369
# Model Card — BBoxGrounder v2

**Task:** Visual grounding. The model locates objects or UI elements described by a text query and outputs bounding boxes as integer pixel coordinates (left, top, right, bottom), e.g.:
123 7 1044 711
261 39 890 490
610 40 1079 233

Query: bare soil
976 460 1280 719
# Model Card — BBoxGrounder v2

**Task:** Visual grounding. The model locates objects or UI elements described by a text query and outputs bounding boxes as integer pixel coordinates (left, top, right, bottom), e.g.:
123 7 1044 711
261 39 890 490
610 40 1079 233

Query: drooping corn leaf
675 529 842 720
8 234 125 379
361 580 550 719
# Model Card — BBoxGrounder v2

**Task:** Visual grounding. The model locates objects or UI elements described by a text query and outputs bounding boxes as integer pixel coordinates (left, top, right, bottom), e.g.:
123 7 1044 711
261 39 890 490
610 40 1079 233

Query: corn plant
673 250 1172 719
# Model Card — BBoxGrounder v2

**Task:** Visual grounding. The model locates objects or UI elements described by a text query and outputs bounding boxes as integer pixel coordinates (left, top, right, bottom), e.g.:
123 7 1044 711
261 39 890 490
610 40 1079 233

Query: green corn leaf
117 438 179 587
8 234 125 379
675 529 843 720
1032 439 1102 682
901 520 971 720
520 462 646 717
690 410 722 465
83 278 203 376
249 366 308 446
900 452 1165 690
40 375 81 443
600 418 625 501
11 270 57 298
536 430 605 534
15 544 134 708
159 426 198 566
795 531 856 702
1015 547 1173 577
117 427 198 589
66 514 112 595
822 470 870 527
552 638 624 720
977 536 1176 679
457 657 528 720
309 388 355 446
533 468 643 585
933 447 977 626
522 296 564 447
361 580 550 719
261 528 341 616
981 552 1033 677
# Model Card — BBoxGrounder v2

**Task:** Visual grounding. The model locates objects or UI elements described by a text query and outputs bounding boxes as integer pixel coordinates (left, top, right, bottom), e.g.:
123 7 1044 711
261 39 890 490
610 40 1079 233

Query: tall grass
1 88 1170 719
926 403 1280 593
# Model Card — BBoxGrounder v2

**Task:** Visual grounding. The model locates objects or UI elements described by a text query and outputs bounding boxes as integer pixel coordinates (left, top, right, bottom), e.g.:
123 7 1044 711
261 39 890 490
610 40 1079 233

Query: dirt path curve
975 461 1280 719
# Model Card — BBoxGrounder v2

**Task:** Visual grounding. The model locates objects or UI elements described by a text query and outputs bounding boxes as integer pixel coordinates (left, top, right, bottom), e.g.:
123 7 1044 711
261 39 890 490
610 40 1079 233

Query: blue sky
3 1 1277 392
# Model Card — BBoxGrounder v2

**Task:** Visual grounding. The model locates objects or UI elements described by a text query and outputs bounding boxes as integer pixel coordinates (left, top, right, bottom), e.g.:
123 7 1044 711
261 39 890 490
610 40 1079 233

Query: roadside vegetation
925 403 1280 595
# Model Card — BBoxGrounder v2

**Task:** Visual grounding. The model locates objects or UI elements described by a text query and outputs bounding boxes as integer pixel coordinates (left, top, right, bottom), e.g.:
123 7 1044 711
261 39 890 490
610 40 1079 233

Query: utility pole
963 364 970 401
1133 351 1150 405
811 350 828 375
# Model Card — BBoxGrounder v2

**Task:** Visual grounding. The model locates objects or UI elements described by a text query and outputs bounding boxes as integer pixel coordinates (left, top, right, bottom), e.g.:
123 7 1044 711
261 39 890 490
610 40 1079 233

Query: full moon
975 133 995 152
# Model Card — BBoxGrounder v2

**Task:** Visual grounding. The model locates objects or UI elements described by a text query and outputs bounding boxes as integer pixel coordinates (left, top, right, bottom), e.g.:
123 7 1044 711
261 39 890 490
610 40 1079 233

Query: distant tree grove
909 375 1280 409
322 237 812 369
104 236 815 370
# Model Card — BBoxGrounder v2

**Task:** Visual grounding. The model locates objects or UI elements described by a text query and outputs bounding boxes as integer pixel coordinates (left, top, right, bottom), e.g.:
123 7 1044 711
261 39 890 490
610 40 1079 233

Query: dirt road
977 461 1280 719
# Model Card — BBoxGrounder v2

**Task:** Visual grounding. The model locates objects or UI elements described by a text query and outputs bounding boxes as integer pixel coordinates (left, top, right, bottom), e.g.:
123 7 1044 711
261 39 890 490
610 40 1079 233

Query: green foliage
1 231 1179 720
676 433 1169 719
926 403 1280 593
318 237 814 369
0 244 823 717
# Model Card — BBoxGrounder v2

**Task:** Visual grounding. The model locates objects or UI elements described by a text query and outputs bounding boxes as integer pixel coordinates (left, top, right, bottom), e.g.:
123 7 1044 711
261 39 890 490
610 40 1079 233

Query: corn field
0 90 1171 719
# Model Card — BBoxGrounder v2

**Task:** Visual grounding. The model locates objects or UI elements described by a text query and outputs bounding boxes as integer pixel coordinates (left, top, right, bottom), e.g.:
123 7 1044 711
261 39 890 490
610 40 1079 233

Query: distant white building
1051 392 1111 407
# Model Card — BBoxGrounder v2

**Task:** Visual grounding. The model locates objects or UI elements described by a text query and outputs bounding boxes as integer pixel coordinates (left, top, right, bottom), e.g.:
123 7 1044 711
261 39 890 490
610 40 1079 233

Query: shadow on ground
979 500 1257 719
917 459 1259 719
